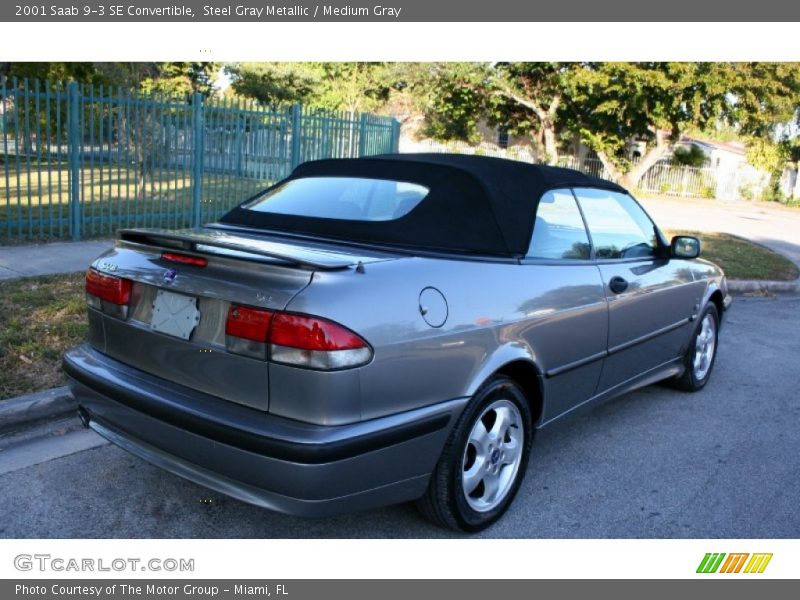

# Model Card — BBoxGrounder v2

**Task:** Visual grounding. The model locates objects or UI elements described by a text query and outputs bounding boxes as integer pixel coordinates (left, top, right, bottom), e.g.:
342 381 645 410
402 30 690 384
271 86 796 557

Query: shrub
700 186 716 199
673 145 710 167
738 184 754 200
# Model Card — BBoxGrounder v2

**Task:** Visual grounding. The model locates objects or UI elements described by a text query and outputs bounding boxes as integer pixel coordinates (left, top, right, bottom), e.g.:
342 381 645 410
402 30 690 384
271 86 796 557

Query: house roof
683 137 747 156
220 153 626 257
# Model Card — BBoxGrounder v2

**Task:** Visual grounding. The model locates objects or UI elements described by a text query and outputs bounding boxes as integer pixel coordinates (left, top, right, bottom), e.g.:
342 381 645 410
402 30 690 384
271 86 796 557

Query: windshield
241 177 429 222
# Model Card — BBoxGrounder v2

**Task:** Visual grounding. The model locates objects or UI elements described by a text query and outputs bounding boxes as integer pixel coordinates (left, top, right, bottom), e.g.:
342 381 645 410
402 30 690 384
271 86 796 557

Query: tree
314 62 391 116
721 63 800 137
0 62 218 98
566 62 800 188
224 62 318 106
225 62 391 115
488 63 574 164
418 63 488 143
414 62 572 163
136 63 218 97
563 63 732 187
673 145 710 167
747 137 791 202
0 62 101 84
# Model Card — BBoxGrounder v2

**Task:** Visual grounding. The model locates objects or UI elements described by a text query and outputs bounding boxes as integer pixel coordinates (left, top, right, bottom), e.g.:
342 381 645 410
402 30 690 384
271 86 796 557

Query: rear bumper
64 345 466 517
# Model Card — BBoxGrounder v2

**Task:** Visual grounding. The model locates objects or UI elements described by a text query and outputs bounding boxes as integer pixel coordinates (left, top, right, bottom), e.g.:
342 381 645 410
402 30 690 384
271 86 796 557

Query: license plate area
150 289 201 340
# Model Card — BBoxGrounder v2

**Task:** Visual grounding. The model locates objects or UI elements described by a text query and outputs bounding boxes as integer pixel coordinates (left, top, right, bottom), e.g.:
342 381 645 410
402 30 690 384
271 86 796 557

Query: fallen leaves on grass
0 272 87 400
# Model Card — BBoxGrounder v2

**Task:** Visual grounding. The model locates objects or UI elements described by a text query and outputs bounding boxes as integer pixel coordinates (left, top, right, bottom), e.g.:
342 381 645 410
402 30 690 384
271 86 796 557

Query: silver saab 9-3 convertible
65 154 730 531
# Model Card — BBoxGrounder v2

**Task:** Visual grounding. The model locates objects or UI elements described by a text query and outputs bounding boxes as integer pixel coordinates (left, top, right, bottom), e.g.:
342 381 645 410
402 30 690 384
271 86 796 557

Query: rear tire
417 375 533 532
668 303 719 392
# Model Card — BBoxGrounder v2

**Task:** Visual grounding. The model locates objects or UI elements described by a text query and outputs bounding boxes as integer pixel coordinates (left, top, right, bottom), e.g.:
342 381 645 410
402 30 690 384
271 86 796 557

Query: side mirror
671 235 701 259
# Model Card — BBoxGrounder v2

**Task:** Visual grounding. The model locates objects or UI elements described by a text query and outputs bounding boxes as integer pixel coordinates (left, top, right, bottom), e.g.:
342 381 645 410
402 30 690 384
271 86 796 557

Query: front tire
669 303 720 392
417 375 533 532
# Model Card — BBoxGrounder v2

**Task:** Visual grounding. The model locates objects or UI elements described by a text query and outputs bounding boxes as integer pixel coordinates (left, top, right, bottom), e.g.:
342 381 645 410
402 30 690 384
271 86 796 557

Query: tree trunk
137 161 147 199
596 131 672 189
493 87 561 165
542 122 558 165
594 149 625 183
620 141 671 189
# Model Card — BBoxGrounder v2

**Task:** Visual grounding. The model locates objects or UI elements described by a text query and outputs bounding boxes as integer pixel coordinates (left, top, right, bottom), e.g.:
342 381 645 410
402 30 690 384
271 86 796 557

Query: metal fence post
235 115 244 177
67 81 82 241
191 92 204 228
358 113 368 156
0 76 404 241
391 119 401 153
289 104 302 169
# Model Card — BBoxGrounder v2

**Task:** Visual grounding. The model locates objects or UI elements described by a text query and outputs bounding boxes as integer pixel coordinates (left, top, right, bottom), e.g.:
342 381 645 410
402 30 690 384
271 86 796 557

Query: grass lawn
0 230 797 400
0 272 86 400
666 230 800 281
0 164 272 242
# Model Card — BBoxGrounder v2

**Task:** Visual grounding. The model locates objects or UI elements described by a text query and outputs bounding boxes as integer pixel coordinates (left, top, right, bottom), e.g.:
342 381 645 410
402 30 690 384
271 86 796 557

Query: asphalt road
639 195 800 269
1 295 799 539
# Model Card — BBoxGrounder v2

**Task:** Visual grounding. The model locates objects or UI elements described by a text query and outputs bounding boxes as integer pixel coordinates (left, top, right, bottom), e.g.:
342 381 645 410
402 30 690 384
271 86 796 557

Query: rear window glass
241 177 429 221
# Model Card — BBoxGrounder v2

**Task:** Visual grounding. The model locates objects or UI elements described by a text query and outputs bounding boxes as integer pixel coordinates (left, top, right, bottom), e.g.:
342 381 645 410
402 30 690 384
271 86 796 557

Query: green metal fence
0 78 401 242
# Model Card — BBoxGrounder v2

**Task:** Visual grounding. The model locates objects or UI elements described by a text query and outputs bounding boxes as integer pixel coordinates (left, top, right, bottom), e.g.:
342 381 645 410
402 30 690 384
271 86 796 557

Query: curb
727 279 799 294
0 386 76 434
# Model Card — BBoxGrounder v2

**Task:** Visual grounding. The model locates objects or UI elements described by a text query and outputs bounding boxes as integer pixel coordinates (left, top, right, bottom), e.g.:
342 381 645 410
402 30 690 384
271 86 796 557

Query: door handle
609 276 629 294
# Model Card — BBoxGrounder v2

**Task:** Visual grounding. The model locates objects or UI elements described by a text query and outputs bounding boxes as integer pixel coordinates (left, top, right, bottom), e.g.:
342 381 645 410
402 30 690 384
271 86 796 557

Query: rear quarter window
528 189 592 260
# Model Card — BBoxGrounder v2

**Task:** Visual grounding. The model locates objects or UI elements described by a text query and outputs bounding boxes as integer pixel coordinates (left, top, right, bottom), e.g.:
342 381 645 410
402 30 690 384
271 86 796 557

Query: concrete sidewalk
0 239 112 280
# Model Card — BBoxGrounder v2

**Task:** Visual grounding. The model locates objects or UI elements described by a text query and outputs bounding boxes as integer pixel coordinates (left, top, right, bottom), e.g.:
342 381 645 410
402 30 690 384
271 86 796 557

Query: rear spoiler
117 228 356 270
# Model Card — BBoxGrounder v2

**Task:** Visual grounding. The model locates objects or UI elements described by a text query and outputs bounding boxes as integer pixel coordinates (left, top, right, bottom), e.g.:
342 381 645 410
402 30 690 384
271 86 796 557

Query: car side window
527 189 592 260
573 188 658 260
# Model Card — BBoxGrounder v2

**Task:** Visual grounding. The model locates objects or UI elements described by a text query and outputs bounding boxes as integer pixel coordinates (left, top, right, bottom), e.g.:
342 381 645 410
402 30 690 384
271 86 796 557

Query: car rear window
241 177 429 222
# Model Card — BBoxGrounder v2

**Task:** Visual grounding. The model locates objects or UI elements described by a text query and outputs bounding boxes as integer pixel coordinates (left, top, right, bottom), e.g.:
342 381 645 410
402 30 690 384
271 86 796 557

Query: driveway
639 196 800 269
0 295 798 538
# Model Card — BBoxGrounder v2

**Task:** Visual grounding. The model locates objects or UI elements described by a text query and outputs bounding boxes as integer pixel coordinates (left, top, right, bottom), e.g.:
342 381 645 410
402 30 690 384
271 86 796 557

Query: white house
675 137 748 170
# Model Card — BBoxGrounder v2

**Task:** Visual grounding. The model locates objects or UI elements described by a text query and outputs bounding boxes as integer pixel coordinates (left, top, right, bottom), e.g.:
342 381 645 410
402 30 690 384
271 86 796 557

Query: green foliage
745 138 792 203
673 145 710 167
746 137 789 173
700 185 716 199
720 63 800 137
137 63 217 97
2 62 101 84
224 62 317 106
417 63 489 142
487 64 567 130
6 61 798 184
566 63 735 173
1 62 218 97
758 172 786 203
225 62 391 113
418 61 800 181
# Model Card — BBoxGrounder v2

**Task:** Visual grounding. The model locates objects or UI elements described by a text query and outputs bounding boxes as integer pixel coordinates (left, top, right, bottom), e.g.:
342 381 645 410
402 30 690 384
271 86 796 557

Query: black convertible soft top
219 153 627 257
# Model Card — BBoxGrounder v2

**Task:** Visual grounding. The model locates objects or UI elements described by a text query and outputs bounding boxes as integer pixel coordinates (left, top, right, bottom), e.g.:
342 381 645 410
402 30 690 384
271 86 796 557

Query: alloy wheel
461 399 525 512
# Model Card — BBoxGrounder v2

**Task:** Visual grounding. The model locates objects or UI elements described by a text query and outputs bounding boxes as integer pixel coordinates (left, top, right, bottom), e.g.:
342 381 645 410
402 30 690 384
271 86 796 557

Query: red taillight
85 269 132 305
271 314 366 351
226 305 273 342
161 252 208 267
224 305 371 368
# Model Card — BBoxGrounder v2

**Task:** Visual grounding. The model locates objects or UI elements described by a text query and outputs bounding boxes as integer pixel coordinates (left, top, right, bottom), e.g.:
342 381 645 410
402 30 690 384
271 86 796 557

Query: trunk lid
88 227 395 411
